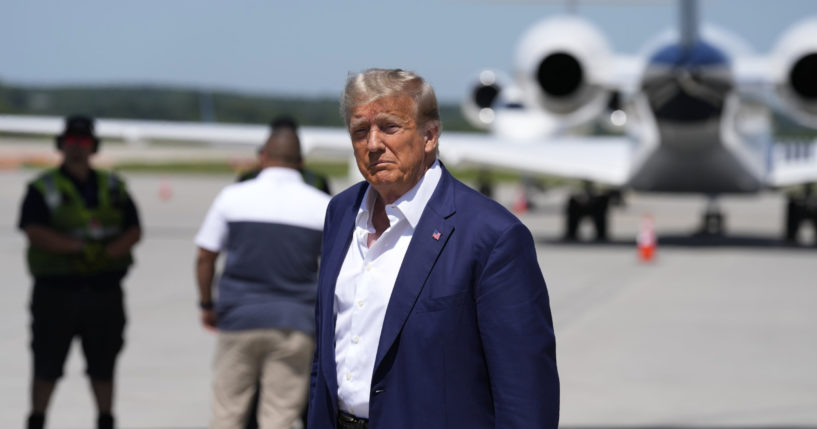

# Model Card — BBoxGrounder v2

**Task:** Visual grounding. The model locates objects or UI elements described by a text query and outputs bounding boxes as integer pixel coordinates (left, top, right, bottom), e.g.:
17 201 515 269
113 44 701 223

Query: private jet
450 0 817 241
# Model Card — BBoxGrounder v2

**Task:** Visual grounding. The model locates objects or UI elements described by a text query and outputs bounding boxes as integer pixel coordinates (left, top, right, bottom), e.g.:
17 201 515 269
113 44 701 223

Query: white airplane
1 0 816 243
0 115 352 160
449 0 817 242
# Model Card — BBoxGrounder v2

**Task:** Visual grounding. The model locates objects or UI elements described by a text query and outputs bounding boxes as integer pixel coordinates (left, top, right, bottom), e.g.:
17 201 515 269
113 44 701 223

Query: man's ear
423 121 440 153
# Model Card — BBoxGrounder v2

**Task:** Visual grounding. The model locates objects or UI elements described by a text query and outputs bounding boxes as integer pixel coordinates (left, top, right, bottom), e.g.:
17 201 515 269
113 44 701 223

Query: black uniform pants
30 280 126 381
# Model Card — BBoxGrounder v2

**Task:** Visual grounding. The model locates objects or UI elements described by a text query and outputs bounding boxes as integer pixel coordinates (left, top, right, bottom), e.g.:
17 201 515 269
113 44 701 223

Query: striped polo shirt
195 167 330 333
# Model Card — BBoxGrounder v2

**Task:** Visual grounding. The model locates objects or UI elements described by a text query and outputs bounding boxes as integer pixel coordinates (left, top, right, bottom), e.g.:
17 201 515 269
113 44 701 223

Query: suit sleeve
309 276 322 412
476 222 559 428
308 281 321 421
309 196 335 424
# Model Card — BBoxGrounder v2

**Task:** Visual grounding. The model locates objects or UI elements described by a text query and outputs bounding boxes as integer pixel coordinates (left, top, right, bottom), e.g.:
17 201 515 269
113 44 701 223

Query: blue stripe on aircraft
649 40 729 67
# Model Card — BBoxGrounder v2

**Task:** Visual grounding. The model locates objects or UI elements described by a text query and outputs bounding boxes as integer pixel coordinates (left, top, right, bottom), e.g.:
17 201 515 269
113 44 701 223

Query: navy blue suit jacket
309 165 559 429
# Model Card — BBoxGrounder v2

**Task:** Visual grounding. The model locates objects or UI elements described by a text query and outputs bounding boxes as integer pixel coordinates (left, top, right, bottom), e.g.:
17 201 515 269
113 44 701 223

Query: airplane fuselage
628 39 770 194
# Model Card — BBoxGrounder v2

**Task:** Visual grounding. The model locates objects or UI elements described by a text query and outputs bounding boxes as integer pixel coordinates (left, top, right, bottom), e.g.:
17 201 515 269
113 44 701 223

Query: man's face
348 95 438 202
60 135 95 163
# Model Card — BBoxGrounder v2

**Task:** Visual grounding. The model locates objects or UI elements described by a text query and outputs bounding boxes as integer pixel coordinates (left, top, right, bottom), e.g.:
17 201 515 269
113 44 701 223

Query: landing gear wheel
702 212 724 236
565 195 582 241
700 197 725 236
784 197 803 243
563 192 610 241
591 195 609 241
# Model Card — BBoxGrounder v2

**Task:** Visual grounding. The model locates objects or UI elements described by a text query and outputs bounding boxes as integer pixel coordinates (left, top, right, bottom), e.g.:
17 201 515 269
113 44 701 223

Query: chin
366 169 396 183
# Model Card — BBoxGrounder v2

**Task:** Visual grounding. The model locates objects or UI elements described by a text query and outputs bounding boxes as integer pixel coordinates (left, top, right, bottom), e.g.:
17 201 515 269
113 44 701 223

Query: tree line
0 81 478 131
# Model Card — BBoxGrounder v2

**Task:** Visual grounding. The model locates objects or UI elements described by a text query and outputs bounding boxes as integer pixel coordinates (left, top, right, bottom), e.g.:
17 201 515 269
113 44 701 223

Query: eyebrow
349 113 406 130
349 118 369 130
374 113 405 123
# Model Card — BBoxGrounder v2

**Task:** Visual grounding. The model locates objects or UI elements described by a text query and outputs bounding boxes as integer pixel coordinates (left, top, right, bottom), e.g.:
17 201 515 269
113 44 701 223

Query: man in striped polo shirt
195 128 330 429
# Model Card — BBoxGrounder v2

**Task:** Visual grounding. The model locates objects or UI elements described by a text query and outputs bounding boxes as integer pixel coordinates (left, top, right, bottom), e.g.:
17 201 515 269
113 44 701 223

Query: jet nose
642 66 733 122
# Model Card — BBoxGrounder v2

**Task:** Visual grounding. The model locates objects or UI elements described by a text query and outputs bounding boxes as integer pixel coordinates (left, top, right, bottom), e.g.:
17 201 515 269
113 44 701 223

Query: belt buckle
339 411 366 425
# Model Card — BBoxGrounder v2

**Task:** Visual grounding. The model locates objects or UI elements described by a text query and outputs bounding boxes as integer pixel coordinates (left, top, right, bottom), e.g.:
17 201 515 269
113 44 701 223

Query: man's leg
90 379 115 429
80 284 125 429
90 379 114 413
212 331 262 429
258 330 314 429
28 284 77 429
28 378 57 429
244 383 260 429
31 378 57 414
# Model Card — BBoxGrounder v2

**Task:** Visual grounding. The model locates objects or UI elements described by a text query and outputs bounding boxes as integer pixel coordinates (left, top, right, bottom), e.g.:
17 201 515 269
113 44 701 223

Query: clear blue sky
1 0 815 102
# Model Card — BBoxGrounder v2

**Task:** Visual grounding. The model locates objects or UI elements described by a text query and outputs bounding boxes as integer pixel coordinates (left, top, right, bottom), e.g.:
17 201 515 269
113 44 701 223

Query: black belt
337 411 368 429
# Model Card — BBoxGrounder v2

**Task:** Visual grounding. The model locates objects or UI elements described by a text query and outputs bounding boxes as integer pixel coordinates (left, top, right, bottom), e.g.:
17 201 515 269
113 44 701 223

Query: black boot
26 413 45 429
97 413 115 429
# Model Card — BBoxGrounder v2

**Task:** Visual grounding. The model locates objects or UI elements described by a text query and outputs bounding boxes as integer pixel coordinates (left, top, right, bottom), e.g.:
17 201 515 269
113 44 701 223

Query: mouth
368 160 393 170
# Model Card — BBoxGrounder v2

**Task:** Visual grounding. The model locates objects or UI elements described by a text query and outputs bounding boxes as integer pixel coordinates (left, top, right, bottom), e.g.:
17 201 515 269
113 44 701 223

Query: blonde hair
341 68 440 130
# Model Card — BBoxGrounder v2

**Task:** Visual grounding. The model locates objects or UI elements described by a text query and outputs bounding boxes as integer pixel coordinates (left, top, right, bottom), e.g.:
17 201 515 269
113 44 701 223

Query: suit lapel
320 183 367 405
373 167 457 372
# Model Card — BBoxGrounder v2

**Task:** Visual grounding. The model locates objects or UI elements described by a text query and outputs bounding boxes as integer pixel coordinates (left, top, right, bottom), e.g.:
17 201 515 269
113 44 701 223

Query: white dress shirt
334 160 442 418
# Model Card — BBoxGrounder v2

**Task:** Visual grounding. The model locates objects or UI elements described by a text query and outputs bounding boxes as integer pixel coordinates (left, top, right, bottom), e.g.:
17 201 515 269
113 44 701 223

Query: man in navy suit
308 68 559 429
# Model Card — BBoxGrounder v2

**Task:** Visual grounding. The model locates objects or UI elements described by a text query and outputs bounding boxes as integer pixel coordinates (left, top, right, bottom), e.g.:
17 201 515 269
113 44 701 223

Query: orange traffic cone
158 177 173 201
512 186 529 215
637 214 657 262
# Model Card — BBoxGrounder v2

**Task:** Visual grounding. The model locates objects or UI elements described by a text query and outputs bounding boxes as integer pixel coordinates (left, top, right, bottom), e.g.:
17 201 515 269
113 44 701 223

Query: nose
366 128 385 152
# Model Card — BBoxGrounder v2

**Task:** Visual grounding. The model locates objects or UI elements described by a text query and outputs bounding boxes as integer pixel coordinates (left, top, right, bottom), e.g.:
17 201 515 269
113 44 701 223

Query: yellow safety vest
26 168 133 278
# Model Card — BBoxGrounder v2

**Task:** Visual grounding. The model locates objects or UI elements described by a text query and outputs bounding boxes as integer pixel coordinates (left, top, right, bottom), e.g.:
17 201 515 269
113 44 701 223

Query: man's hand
23 225 84 254
195 247 220 332
80 241 107 272
83 241 105 260
200 309 218 332
104 226 141 259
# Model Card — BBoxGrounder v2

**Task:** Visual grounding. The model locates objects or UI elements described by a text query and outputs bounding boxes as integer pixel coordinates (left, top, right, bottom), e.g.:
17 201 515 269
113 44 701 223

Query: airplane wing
1 114 634 186
438 132 632 186
0 114 352 157
733 56 778 90
600 54 645 95
769 139 817 187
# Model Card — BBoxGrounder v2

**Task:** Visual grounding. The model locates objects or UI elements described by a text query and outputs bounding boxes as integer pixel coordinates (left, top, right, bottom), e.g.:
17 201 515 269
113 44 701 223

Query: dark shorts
30 280 126 381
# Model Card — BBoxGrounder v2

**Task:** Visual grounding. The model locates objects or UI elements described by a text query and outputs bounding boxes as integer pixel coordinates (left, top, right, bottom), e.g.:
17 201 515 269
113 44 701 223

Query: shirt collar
356 159 442 230
59 164 97 187
257 166 303 182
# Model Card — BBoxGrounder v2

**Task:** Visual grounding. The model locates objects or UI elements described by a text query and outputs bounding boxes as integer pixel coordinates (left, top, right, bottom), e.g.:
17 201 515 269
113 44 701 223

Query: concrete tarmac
1 167 815 429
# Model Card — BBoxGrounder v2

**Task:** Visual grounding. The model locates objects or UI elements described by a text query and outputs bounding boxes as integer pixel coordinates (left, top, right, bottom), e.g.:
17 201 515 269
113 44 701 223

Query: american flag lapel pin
432 230 441 240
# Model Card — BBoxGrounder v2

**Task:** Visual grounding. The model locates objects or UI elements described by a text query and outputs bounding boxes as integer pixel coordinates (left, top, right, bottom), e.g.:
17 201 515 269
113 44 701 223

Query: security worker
18 115 142 429
236 116 331 195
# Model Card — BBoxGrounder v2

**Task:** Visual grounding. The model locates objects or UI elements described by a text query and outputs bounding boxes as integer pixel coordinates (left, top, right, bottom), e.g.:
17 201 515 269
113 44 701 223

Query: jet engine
514 16 614 125
772 18 817 127
462 70 512 130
